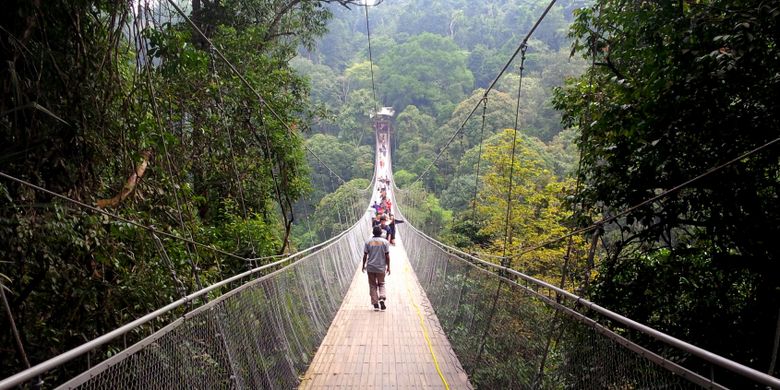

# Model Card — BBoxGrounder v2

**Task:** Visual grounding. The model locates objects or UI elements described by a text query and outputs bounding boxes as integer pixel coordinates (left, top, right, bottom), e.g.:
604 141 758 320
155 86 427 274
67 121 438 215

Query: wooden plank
299 237 472 389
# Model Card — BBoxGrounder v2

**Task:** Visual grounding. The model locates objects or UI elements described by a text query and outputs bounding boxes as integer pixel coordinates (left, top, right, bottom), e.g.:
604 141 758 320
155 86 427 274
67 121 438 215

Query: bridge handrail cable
0 195 372 389
397 217 780 388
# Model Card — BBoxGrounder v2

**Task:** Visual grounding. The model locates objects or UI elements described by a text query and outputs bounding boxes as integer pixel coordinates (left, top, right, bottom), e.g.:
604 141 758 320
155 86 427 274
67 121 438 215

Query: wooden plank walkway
299 235 472 389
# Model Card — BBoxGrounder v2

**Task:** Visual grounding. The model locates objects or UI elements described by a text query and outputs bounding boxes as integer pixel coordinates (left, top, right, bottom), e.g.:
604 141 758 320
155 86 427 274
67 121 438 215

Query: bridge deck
300 236 472 389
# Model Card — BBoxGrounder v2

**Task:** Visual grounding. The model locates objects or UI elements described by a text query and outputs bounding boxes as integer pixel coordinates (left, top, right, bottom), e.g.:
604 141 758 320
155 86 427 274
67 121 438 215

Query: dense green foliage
0 0 363 381
554 0 780 382
296 2 584 186
11 0 776 387
301 0 779 386
473 130 580 285
310 178 371 241
377 33 474 119
293 0 586 284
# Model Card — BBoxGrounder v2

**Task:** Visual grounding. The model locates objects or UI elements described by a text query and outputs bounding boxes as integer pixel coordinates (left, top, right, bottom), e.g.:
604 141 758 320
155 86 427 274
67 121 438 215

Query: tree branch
96 151 151 208
262 0 303 44
595 56 628 83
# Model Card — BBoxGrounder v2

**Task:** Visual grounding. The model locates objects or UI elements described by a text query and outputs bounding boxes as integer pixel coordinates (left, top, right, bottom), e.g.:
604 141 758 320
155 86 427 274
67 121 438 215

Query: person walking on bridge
362 226 391 311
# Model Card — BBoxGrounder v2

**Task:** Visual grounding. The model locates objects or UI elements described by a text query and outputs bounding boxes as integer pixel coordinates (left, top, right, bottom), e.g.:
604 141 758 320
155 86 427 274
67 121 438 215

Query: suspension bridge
2 0 780 389
2 132 779 389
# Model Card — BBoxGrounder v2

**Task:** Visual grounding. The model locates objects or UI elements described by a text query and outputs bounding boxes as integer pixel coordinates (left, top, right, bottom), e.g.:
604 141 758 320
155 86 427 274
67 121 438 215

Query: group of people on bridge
362 145 401 311
363 194 400 311
371 181 399 245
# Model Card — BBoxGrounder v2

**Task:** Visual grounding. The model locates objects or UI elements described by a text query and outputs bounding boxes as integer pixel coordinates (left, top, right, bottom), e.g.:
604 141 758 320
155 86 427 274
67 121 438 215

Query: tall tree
0 0 350 381
393 105 437 171
475 130 578 284
554 0 780 381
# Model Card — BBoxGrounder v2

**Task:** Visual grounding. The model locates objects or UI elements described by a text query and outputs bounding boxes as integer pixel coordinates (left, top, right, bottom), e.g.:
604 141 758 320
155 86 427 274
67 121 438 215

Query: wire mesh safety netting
1 0 384 386
397 222 737 390
36 214 373 390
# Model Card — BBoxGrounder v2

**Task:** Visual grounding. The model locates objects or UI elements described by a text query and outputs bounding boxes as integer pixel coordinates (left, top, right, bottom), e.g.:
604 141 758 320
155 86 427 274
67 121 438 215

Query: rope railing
0 207 374 390
393 217 780 389
0 125 376 389
6 0 777 388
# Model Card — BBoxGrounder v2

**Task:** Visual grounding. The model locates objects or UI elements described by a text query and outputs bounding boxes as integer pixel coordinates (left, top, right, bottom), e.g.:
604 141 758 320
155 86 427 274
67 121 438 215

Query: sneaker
373 303 380 311
379 300 386 311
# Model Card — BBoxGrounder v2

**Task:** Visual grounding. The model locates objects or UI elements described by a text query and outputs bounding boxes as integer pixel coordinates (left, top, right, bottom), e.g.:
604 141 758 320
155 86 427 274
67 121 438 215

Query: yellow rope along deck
404 264 450 390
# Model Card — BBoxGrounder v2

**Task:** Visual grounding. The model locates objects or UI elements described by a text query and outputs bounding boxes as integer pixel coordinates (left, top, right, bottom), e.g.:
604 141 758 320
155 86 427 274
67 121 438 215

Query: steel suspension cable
471 45 529 374
208 48 261 259
559 5 601 291
561 6 601 289
363 1 378 114
210 49 249 220
409 98 482 187
403 222 780 389
151 232 188 299
0 227 357 390
164 0 346 185
140 20 206 288
501 44 529 265
535 25 602 378
410 0 558 187
471 97 488 219
255 102 297 254
512 135 780 258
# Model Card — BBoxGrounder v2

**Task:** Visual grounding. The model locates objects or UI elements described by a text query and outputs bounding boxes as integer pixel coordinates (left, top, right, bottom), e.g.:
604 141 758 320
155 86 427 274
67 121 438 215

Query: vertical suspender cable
501 44 528 268
535 10 605 386
559 6 600 292
410 0 559 188
471 45 529 375
209 49 262 259
364 1 378 114
471 97 488 220
574 4 605 293
139 6 205 290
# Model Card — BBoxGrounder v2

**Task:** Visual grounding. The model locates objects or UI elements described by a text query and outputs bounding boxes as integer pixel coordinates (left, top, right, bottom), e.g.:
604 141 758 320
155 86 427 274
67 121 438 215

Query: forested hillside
2 0 778 387
291 0 586 269
0 0 364 381
295 0 780 385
